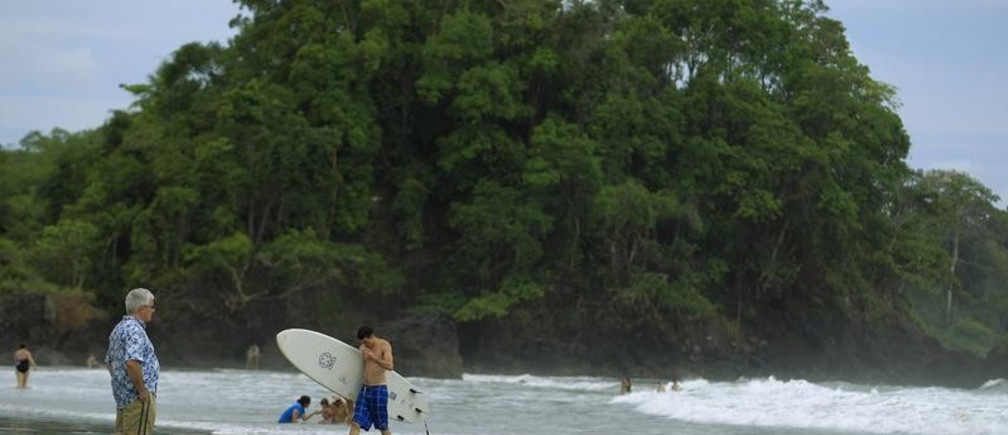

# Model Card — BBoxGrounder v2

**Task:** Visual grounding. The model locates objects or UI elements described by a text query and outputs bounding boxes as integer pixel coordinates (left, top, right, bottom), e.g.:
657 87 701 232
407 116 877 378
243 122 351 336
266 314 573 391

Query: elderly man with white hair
105 288 160 435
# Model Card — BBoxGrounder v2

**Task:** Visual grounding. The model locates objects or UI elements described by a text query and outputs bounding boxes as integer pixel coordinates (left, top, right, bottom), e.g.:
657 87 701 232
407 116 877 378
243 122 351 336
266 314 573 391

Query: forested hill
1 0 1006 383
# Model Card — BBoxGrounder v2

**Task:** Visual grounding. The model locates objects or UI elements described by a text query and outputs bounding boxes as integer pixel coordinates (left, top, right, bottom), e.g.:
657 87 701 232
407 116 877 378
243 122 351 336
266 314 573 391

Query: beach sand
0 416 209 434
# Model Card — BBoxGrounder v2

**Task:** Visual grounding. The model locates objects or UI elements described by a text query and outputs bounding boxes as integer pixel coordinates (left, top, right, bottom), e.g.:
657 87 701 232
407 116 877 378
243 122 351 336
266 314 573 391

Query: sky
2 0 1006 203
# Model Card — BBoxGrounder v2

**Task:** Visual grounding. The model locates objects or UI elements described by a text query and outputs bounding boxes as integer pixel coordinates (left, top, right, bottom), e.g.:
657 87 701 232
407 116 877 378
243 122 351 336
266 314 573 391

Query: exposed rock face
381 314 464 379
0 293 466 379
3 292 1001 386
0 293 109 366
0 293 50 346
453 295 1007 388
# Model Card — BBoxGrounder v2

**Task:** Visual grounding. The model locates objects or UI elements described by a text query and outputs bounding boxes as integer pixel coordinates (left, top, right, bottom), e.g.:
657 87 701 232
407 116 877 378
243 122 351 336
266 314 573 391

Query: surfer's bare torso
360 337 393 385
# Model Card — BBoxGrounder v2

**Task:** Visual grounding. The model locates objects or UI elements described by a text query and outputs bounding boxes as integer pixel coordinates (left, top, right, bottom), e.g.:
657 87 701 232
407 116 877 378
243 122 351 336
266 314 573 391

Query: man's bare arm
375 341 393 371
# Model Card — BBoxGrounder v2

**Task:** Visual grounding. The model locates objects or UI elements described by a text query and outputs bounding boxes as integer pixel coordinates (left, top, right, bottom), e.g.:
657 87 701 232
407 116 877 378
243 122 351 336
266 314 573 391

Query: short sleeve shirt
105 315 160 408
278 403 306 423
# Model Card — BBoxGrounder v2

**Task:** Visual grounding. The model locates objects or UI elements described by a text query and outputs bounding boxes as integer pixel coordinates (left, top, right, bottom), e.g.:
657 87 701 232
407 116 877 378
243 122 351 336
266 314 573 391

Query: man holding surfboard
349 325 394 435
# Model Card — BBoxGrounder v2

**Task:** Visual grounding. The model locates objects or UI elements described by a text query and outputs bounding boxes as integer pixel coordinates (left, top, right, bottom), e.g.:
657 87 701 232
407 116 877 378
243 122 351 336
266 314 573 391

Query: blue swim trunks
352 384 389 431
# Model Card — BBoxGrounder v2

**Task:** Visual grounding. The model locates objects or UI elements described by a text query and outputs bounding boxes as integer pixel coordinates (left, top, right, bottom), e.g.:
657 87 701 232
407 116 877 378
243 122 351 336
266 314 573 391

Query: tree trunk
946 231 959 321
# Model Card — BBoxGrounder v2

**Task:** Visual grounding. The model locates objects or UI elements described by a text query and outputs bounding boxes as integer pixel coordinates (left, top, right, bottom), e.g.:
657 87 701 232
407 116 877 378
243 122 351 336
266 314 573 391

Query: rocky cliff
0 292 465 379
2 293 1003 388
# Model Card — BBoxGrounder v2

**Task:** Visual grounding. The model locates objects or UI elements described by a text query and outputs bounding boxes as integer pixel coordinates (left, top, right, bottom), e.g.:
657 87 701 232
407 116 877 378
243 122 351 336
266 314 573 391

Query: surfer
13 343 37 389
278 395 312 423
670 377 682 392
619 377 632 394
105 288 160 435
348 325 394 435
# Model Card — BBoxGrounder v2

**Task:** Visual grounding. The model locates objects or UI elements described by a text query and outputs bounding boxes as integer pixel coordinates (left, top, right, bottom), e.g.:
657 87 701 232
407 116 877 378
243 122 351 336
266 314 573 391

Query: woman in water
13 343 37 389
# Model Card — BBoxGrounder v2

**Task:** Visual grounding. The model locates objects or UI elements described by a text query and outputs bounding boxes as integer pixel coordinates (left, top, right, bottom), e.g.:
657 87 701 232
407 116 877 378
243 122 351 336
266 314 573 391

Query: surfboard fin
396 415 405 421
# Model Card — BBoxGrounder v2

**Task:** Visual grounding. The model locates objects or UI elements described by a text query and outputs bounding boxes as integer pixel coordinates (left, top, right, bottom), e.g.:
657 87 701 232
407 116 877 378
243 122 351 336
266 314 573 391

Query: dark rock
0 293 109 367
3 290 1003 386
381 314 464 379
0 293 48 348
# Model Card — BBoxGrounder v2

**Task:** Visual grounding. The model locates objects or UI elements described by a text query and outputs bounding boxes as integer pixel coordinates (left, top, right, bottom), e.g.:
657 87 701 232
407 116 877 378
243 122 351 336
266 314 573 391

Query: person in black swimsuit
13 343 37 389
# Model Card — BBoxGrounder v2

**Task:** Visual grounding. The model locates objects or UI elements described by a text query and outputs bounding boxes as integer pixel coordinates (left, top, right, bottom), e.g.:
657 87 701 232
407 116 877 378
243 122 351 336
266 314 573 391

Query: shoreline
0 416 210 435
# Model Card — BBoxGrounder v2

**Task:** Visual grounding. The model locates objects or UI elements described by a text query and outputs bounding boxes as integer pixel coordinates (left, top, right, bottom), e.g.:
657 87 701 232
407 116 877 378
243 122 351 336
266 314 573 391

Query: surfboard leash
424 417 431 435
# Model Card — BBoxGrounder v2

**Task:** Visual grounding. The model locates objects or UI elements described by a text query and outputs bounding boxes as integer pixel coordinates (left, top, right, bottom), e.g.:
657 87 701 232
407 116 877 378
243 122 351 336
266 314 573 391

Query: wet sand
0 416 209 434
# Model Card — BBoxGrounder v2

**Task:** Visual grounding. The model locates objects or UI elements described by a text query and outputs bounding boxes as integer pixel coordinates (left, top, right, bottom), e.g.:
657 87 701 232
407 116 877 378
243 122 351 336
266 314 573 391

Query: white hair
124 288 155 314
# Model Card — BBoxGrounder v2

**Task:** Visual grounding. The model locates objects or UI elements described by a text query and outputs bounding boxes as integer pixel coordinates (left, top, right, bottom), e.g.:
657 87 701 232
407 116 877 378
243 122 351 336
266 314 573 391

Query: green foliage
0 238 59 294
29 219 100 291
183 232 253 278
449 180 553 280
391 177 430 251
948 317 998 356
2 0 1006 358
262 229 403 295
917 314 1000 358
455 276 545 321
616 272 717 318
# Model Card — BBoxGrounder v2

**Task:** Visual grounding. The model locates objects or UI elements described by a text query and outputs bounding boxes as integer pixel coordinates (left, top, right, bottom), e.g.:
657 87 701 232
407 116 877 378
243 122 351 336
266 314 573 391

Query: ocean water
0 367 1006 434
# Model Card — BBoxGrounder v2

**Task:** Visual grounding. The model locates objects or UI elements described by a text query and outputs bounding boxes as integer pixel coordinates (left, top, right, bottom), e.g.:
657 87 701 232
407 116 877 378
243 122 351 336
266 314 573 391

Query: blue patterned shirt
105 315 160 408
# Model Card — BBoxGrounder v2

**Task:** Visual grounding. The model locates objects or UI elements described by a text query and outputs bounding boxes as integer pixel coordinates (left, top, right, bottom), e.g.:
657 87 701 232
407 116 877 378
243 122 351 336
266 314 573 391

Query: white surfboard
275 328 430 423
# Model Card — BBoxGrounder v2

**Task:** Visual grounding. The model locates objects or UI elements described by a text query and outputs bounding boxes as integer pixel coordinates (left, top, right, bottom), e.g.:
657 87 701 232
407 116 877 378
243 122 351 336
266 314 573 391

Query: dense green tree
2 0 1006 360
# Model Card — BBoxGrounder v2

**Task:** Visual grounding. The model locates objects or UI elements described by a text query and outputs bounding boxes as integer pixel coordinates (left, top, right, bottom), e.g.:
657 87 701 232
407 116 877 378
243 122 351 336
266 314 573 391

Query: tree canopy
2 0 1005 357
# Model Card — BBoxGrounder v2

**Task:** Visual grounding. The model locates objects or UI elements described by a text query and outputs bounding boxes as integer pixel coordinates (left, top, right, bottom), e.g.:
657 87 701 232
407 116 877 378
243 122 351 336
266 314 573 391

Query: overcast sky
2 1 1006 204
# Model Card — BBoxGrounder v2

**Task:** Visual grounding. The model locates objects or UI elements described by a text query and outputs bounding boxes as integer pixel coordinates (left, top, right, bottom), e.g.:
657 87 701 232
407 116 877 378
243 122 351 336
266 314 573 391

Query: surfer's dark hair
357 325 374 340
298 395 311 407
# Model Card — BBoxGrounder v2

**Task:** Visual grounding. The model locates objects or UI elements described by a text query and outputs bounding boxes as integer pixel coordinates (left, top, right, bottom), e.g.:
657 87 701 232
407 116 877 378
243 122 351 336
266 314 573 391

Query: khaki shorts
115 395 156 435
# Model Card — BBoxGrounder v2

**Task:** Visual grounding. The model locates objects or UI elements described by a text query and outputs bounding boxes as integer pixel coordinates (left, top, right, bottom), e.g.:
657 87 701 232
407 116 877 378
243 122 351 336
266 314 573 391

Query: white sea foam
611 376 1008 435
1 368 1006 434
979 378 1007 390
462 373 615 392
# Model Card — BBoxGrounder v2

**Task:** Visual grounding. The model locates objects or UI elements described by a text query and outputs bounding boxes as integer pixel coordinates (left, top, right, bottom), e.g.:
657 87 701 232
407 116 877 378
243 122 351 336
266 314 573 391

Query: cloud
0 36 101 94
0 0 239 145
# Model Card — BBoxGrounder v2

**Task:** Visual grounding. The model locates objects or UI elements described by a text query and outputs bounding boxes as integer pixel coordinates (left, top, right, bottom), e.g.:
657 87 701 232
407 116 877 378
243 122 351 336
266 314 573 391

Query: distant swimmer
85 353 99 369
670 377 682 392
656 379 666 393
619 377 632 395
245 343 260 370
13 343 37 389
